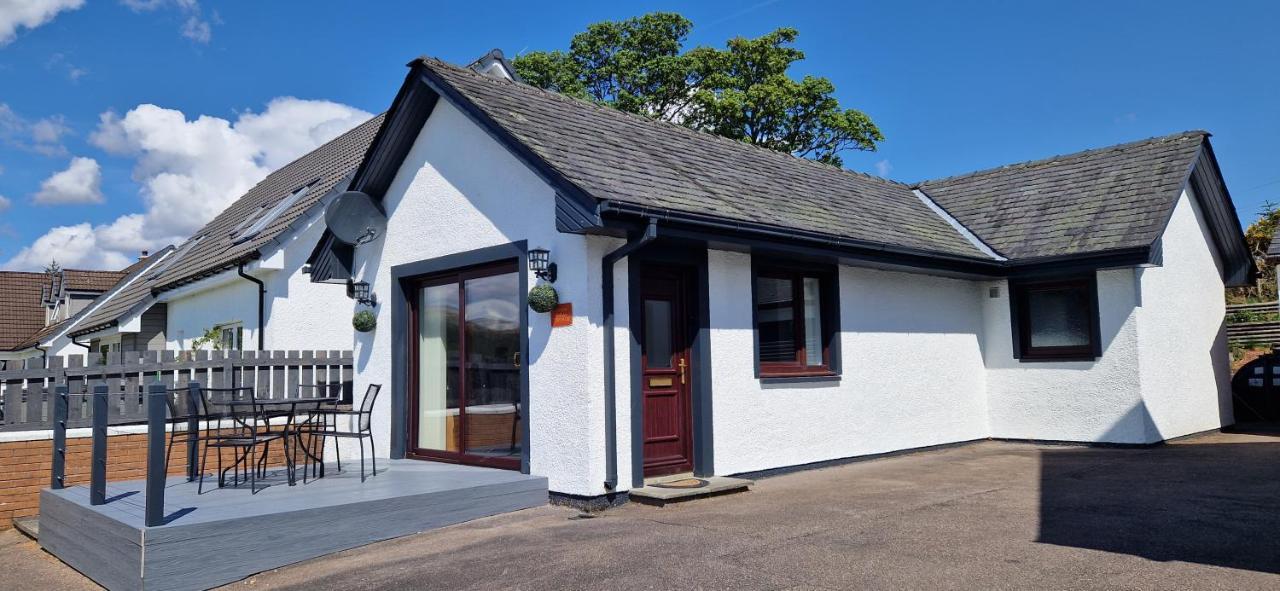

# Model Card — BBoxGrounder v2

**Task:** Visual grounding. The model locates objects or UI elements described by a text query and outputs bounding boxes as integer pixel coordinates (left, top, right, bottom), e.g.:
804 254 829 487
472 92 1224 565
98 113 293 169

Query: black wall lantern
348 280 378 307
528 247 557 283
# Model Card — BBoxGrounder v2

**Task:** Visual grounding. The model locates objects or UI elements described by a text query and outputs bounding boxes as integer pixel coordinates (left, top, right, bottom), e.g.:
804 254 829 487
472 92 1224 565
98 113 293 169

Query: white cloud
874 159 892 177
46 52 88 82
0 0 84 46
0 97 372 271
1 223 133 271
0 194 11 212
0 103 71 155
120 0 213 43
33 156 103 204
180 15 209 43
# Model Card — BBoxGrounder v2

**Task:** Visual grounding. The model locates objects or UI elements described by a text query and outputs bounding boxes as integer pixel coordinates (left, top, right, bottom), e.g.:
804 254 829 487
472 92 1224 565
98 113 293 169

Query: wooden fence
0 350 352 432
1226 302 1280 347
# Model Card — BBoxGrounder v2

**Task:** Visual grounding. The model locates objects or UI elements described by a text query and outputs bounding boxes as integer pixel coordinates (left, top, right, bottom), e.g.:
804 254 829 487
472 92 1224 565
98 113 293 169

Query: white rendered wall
352 100 615 497
1136 189 1232 439
163 215 353 352
984 269 1147 443
706 251 991 476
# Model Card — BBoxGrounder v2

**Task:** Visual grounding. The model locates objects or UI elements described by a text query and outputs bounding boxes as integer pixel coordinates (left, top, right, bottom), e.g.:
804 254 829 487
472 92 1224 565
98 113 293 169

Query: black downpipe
70 335 92 350
602 218 658 490
237 264 266 350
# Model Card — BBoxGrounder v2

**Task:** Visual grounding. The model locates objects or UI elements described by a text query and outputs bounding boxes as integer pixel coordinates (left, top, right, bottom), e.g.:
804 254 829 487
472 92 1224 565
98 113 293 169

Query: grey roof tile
918 132 1206 260
419 58 989 260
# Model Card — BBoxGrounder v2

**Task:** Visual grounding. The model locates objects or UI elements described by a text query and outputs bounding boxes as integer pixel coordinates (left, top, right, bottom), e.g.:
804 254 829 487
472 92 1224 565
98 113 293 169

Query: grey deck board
38 459 548 591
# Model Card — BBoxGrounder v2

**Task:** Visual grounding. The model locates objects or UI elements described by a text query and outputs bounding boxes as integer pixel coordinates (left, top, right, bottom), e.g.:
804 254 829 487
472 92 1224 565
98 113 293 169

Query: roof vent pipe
602 218 658 491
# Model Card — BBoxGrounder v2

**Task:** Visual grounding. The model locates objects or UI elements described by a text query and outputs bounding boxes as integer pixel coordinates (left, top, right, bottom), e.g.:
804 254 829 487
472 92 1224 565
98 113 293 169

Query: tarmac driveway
4 430 1279 590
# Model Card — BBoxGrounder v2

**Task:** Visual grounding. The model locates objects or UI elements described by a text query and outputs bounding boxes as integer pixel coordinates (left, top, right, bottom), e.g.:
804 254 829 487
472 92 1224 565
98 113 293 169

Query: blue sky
1 0 1277 270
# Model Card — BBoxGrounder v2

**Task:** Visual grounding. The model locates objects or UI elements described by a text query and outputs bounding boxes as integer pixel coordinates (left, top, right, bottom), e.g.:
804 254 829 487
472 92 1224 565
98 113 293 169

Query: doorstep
630 474 753 506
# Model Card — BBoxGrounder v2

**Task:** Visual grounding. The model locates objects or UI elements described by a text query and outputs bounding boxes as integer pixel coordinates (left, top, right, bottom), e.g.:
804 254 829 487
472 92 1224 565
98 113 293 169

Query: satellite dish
325 191 386 245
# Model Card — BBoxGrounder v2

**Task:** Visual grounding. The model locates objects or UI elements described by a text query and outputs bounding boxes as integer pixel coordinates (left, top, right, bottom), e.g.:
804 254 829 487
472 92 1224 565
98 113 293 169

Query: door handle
678 358 687 385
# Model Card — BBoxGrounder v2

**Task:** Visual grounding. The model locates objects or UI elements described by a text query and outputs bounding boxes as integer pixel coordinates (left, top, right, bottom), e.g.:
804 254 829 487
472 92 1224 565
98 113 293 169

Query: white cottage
294 53 1251 505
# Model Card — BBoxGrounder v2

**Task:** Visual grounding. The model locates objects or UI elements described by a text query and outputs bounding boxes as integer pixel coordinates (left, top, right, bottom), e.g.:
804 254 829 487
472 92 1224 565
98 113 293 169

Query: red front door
640 266 694 477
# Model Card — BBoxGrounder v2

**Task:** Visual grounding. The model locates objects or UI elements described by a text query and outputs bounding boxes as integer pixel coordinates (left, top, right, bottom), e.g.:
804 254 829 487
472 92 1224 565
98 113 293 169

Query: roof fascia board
154 262 259 304
911 188 1006 261
599 201 1002 269
414 66 601 220
347 67 422 198
1186 140 1256 286
603 208 1157 279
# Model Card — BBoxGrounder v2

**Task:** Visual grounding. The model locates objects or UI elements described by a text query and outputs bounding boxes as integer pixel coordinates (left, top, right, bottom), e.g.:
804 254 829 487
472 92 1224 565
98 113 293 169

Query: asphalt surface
4 430 1279 590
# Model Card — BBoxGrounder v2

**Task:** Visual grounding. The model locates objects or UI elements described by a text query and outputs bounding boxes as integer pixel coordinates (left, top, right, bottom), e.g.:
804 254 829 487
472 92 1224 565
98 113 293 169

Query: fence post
186 381 202 481
90 384 108 505
145 384 167 527
50 386 69 489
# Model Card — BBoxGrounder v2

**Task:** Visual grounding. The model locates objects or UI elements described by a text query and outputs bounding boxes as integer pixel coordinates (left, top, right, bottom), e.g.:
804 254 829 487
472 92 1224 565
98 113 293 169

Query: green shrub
352 309 377 332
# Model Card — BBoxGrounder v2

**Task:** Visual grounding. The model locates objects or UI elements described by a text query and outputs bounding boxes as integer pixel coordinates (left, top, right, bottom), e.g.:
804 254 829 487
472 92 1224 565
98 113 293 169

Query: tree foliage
1228 201 1280 304
512 12 882 166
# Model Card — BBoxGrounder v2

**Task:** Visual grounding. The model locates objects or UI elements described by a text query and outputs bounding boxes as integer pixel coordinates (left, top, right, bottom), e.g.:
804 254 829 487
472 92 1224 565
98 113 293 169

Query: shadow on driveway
1038 434 1280 574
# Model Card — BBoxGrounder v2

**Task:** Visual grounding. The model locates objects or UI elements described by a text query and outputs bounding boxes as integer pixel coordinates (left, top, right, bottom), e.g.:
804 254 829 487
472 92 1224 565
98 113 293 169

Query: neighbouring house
0 263 156 366
293 52 1251 504
63 116 385 357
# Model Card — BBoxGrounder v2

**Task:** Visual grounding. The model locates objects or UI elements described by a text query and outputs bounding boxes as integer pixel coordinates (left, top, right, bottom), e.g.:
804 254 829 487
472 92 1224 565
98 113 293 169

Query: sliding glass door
410 261 522 469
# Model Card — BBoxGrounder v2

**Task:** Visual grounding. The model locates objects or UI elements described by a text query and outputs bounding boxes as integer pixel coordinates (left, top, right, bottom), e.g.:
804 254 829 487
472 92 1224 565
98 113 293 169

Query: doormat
650 478 709 489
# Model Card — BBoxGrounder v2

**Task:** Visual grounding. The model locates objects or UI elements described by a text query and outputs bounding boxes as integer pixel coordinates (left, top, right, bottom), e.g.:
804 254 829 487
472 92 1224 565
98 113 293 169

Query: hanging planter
528 284 559 313
352 309 377 332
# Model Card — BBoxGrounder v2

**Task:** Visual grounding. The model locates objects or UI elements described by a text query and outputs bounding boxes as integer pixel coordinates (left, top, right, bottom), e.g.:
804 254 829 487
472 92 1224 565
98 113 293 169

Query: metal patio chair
195 386 291 494
162 384 201 473
300 384 381 482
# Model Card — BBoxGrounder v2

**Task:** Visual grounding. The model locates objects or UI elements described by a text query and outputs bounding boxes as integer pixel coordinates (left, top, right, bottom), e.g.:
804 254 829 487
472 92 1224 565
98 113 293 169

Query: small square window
754 263 837 377
1011 277 1098 361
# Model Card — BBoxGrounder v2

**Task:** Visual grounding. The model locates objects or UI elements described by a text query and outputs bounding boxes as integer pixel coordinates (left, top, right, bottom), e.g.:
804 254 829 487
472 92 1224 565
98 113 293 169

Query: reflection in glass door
411 261 522 469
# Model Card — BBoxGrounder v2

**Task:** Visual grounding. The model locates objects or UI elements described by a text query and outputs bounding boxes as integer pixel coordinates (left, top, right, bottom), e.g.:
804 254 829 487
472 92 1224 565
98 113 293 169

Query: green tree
44 259 61 274
513 12 883 166
1229 201 1280 304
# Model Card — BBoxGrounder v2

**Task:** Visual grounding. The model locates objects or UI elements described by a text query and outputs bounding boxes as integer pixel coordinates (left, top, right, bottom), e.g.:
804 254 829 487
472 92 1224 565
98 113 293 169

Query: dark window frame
1009 275 1101 362
751 259 840 378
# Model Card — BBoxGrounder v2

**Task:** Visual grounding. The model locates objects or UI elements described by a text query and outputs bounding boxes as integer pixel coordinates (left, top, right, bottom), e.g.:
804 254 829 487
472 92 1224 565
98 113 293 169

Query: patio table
224 396 342 486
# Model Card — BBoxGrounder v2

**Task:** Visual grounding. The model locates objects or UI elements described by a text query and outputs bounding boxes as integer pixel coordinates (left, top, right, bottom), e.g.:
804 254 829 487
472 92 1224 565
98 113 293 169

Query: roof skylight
233 184 312 244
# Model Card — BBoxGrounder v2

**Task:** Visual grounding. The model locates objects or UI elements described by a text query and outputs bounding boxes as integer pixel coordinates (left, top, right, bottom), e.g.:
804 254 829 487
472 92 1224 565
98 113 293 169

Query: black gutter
599 201 999 269
602 218 658 490
600 202 1158 279
237 264 266 350
70 334 92 350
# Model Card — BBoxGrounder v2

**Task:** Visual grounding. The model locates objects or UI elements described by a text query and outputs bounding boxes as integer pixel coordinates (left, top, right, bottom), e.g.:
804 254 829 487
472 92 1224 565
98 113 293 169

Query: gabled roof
918 132 1208 261
414 57 988 261
37 248 175 345
0 271 51 350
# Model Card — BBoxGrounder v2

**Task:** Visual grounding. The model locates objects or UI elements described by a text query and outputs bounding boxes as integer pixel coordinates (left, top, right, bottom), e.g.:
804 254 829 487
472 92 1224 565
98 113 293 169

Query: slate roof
419 58 989 260
146 114 385 292
0 271 50 350
917 132 1207 261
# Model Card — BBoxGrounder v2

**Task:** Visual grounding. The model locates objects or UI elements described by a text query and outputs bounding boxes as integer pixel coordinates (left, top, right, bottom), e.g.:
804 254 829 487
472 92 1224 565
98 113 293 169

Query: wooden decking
39 459 548 591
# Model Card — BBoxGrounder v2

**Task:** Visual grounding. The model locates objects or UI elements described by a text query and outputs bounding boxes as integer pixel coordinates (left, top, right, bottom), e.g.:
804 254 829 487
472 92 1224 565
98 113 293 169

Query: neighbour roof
57 248 175 341
62 269 128 292
146 114 385 292
0 271 51 350
416 57 990 260
68 116 384 335
918 132 1208 261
